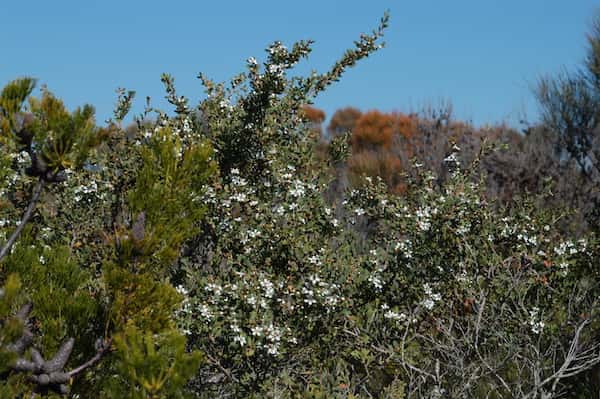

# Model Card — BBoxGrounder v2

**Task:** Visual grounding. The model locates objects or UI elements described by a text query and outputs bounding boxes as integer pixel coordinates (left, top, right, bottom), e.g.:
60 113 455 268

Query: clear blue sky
1 0 597 128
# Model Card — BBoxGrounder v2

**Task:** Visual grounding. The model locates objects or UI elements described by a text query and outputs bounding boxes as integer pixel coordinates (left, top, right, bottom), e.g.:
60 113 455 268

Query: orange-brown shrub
300 105 326 137
301 105 326 124
393 112 417 139
352 110 395 150
328 107 362 137
344 110 419 193
351 111 417 151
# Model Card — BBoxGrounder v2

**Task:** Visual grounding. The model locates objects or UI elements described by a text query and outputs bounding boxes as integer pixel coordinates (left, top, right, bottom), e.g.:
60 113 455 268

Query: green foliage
0 74 216 396
0 78 36 133
104 325 203 399
1 239 100 355
197 11 388 178
104 264 181 333
28 89 102 172
123 126 216 272
0 10 598 399
0 274 22 372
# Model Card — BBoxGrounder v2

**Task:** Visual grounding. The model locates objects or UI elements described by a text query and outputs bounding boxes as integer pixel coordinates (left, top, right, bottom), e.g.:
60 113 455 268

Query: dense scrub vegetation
0 11 599 398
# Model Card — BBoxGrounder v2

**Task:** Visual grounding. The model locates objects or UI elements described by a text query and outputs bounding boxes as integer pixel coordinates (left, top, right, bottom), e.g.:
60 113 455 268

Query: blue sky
0 0 597 128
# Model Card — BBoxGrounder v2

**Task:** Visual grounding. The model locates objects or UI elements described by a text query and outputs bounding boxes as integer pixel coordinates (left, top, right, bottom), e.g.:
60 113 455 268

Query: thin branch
399 318 436 381
67 338 113 378
205 351 239 384
0 177 44 261
473 293 512 393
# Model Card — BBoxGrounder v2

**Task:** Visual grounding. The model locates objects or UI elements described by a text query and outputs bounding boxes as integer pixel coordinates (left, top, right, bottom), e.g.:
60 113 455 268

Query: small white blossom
528 307 545 334
307 255 321 266
368 274 383 291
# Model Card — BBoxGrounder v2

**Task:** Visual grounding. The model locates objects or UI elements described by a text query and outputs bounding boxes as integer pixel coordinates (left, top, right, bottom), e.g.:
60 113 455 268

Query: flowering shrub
175 12 597 395
1 10 599 398
179 132 598 397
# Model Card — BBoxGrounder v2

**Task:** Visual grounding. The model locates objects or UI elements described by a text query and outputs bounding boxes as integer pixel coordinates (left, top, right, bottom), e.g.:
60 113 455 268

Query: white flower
415 206 433 231
231 193 247 202
233 334 247 347
394 239 412 258
231 175 248 186
247 229 260 239
260 278 275 298
384 310 407 322
15 151 30 166
308 274 321 284
175 285 188 296
422 299 435 310
198 304 213 321
251 326 263 337
456 223 470 235
304 297 317 306
529 307 545 334
443 152 458 164
289 180 305 197
423 283 433 295
274 205 285 215
266 344 279 355
307 255 321 266
246 295 257 306
219 99 232 110
268 64 284 75
421 283 441 310
368 274 383 290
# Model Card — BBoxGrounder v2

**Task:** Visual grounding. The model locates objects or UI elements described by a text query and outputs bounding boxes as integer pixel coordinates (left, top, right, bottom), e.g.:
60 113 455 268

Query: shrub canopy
0 11 599 399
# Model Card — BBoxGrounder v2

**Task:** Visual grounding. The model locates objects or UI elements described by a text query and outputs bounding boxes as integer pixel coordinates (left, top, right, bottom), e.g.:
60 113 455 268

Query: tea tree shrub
172 13 597 398
180 138 598 397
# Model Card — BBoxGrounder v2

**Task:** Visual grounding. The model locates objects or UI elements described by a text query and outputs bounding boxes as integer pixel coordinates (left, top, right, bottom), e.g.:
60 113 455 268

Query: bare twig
473 294 512 393
68 338 113 378
0 177 44 261
205 351 239 384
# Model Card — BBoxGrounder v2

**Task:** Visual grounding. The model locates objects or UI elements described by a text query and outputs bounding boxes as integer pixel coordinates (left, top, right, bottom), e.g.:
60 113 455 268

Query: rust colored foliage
327 107 362 138
393 112 417 139
300 105 326 137
301 105 326 124
351 111 417 151
352 110 396 150
345 110 417 193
